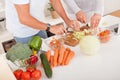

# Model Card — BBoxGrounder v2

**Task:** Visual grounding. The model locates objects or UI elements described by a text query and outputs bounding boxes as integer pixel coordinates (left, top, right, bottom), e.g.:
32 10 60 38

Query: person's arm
50 0 71 24
63 0 81 14
50 0 80 31
14 4 66 35
90 0 104 28
14 4 47 30
94 0 104 15
63 0 87 23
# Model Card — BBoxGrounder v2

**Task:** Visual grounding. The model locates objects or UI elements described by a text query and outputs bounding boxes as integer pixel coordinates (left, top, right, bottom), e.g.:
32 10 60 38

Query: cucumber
40 53 52 78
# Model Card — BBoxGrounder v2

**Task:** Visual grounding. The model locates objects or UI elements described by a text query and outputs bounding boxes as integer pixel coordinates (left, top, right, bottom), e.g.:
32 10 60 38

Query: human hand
50 24 66 35
90 13 101 28
66 20 80 31
76 10 87 23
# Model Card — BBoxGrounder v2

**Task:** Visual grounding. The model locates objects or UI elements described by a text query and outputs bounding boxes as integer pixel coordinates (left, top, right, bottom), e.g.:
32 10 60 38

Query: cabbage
79 36 100 55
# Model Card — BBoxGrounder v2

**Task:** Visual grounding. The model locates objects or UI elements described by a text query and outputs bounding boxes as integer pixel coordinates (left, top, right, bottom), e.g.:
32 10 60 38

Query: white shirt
63 0 104 20
5 0 48 38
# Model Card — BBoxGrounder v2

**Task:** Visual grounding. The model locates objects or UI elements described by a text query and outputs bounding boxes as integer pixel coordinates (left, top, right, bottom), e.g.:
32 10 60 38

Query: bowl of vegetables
97 29 111 43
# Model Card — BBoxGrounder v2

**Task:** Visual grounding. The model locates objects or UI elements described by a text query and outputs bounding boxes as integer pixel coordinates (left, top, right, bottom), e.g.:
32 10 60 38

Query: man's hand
76 10 87 23
50 24 66 35
66 20 80 31
90 13 101 28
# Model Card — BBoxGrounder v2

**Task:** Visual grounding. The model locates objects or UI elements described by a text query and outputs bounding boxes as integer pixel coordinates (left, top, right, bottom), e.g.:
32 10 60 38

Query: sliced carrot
53 48 59 66
58 45 65 65
45 50 51 62
64 50 75 65
62 48 70 65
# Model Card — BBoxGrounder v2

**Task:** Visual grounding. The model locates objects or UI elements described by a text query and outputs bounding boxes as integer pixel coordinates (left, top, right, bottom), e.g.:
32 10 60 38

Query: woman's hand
66 20 80 31
90 13 101 28
50 24 66 35
76 10 87 23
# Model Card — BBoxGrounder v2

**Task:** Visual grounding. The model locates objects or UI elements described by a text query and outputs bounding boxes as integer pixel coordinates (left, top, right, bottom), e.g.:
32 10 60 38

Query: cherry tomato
31 69 41 80
13 69 23 80
21 72 30 80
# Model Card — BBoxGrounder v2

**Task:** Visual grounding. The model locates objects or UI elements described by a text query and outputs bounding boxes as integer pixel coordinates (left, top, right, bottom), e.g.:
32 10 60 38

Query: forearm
19 15 47 30
50 0 70 24
14 4 47 30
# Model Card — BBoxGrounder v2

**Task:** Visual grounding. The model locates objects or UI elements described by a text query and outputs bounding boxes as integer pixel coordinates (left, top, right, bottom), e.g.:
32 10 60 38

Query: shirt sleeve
12 0 29 4
94 0 104 15
63 0 81 14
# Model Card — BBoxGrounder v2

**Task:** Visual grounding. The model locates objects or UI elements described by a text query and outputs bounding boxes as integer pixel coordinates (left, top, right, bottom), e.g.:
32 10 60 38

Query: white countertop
40 35 120 80
0 35 120 80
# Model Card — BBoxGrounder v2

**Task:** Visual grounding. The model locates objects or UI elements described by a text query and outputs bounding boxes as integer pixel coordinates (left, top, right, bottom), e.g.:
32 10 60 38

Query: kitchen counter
0 34 120 80
39 35 120 80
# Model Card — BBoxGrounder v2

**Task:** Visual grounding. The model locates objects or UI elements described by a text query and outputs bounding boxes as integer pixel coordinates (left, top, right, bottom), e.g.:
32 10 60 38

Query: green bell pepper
28 36 42 51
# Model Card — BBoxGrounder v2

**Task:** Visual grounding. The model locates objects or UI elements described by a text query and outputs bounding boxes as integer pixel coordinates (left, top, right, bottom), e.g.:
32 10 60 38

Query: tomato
27 55 38 65
26 65 36 73
13 69 23 80
31 69 41 80
21 72 30 80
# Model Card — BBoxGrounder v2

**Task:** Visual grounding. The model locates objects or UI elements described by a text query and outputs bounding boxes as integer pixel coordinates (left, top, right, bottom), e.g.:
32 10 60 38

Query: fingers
91 19 100 28
58 25 66 35
91 14 101 28
77 16 87 23
54 24 66 35
68 20 80 31
76 11 87 23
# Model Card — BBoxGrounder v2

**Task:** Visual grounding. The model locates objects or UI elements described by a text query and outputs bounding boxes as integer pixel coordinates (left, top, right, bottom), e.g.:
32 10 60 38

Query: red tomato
31 69 41 80
27 55 38 65
26 65 36 73
13 69 23 80
21 72 30 80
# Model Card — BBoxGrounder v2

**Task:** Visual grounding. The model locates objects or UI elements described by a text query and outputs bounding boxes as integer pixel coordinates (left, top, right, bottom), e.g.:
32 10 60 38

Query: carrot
58 45 65 65
64 50 75 65
61 48 70 65
50 55 54 68
53 48 59 66
45 50 51 62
